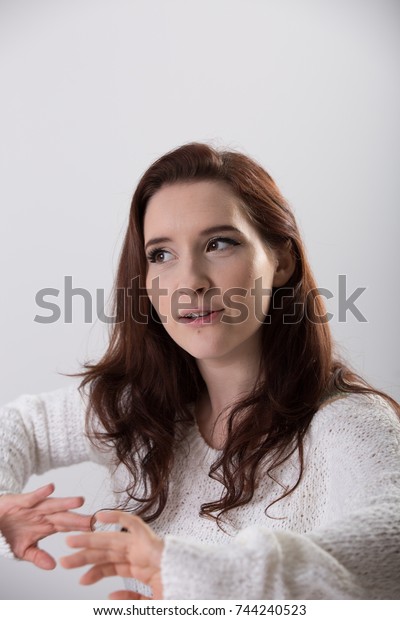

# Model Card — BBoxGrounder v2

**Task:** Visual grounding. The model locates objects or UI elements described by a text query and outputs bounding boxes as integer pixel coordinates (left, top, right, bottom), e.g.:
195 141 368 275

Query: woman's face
144 180 286 366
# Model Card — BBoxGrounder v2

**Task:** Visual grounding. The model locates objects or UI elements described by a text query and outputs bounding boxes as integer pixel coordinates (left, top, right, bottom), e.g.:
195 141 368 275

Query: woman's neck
195 345 263 449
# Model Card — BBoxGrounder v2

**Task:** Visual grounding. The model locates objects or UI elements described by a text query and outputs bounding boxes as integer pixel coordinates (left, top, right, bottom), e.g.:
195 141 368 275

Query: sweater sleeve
161 395 400 600
0 384 105 559
0 384 100 496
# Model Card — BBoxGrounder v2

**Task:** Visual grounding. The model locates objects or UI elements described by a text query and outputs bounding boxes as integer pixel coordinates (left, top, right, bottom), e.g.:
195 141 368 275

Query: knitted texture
0 387 399 599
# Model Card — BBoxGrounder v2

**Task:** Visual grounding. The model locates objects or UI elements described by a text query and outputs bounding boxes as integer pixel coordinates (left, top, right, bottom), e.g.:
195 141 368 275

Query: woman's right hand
0 483 91 570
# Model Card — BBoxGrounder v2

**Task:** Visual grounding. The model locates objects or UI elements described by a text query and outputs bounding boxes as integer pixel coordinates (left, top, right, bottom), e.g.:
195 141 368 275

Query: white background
0 0 399 600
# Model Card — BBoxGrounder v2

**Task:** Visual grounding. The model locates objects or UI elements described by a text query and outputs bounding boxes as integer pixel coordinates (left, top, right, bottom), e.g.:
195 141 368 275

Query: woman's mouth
178 309 224 325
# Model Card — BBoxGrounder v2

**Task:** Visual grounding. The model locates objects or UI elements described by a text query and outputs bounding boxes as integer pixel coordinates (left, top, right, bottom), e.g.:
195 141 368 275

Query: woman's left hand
60 511 165 600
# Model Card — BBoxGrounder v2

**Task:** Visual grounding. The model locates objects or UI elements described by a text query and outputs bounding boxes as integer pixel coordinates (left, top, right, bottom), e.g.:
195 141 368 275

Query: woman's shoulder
0 383 93 452
310 391 400 446
306 392 400 509
0 383 88 420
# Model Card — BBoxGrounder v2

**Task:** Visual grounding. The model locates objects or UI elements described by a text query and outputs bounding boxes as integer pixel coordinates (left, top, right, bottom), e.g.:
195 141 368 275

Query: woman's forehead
143 180 248 238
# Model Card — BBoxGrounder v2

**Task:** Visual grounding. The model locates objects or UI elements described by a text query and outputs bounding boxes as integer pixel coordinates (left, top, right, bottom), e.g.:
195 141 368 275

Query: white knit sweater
0 386 399 600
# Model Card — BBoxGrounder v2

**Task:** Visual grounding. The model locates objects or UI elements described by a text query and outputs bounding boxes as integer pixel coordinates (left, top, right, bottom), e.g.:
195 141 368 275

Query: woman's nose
176 259 212 297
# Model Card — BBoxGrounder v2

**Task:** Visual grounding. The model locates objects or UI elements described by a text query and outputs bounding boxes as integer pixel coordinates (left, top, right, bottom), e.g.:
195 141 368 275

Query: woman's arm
62 492 399 600
161 503 398 599
0 384 101 564
0 384 97 494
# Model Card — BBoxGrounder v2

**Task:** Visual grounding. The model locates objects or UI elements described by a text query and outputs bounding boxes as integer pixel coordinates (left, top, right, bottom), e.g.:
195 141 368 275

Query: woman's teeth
185 311 211 318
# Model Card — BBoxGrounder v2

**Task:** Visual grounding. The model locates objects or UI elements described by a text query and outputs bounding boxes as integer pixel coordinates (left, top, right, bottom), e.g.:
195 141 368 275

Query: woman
0 142 399 599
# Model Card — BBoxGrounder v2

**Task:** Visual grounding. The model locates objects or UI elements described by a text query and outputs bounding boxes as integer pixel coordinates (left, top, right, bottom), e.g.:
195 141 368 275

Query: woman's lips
178 309 224 325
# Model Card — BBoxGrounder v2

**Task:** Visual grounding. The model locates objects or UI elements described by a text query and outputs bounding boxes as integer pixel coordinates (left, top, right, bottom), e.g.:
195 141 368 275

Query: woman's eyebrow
144 225 242 251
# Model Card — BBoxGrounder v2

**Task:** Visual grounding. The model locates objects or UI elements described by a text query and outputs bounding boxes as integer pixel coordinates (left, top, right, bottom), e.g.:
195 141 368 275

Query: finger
47 512 92 532
17 483 55 509
80 561 156 591
23 545 56 570
79 562 133 584
79 559 155 588
96 512 159 549
36 496 85 514
66 531 133 553
95 511 146 534
109 591 148 600
61 548 125 569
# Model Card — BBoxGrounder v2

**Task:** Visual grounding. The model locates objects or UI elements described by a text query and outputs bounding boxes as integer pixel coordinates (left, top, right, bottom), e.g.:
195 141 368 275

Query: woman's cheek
146 272 168 314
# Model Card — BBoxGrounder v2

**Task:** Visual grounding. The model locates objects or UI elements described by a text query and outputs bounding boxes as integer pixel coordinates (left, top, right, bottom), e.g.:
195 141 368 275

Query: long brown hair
74 142 399 525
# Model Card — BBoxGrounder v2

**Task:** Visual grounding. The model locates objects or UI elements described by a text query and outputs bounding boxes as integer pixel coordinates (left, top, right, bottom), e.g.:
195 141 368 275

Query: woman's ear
272 245 296 287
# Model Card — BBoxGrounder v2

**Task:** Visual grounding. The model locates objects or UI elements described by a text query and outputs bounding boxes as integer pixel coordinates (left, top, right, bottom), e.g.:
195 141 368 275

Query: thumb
23 545 57 570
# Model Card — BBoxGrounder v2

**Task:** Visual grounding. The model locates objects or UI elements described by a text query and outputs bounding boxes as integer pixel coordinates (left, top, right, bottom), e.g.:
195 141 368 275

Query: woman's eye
207 237 240 252
147 248 174 264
